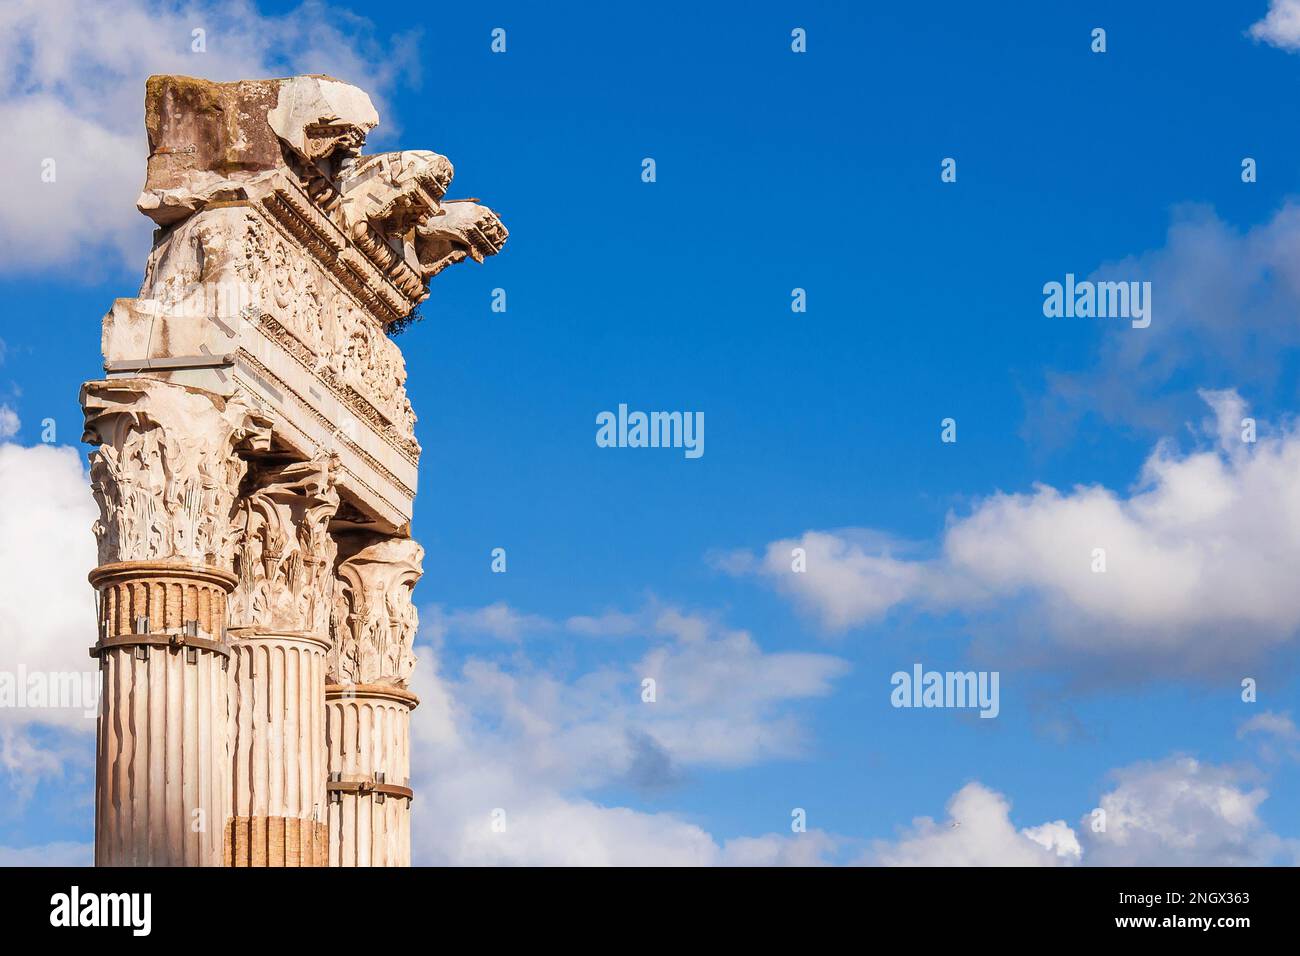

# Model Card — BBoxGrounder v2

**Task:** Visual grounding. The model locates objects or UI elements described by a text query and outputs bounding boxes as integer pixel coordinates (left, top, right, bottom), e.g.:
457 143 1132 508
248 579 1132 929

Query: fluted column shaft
325 684 416 866
227 631 330 865
326 532 423 866
225 458 339 866
91 562 235 866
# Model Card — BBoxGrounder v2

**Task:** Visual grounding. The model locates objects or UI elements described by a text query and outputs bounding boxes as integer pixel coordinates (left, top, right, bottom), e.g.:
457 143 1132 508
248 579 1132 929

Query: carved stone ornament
416 201 510 279
82 378 272 569
329 535 424 687
229 457 342 633
83 72 508 867
135 73 507 309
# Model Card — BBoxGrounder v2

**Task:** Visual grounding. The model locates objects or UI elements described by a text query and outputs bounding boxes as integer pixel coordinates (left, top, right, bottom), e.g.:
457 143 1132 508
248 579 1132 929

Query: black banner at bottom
0 865 1286 942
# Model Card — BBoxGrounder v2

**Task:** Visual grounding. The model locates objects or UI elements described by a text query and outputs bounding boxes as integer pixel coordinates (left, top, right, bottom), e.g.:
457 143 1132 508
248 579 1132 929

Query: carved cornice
351 221 424 301
415 201 509 280
248 309 420 463
263 178 425 325
135 74 506 333
234 349 417 502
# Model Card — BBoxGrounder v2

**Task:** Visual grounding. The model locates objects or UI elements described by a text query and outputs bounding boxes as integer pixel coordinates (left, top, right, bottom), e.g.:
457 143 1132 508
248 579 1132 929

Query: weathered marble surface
84 73 506 867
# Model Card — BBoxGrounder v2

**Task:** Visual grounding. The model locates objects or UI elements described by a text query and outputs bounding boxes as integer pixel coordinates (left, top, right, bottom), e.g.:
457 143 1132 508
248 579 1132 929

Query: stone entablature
100 73 507 532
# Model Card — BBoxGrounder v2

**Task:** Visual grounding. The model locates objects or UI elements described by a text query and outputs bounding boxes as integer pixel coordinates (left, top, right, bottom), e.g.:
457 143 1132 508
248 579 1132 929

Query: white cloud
0 726 65 803
0 724 93 817
423 602 553 647
1238 711 1299 742
1237 711 1300 763
720 830 840 866
0 406 18 440
0 0 418 273
732 529 937 632
408 715 713 865
865 756 1297 867
1250 0 1300 50
1082 757 1297 866
409 603 849 865
1031 203 1300 439
0 841 91 866
1022 820 1084 861
0 442 99 731
635 610 850 768
733 390 1300 676
565 610 643 638
866 782 1078 867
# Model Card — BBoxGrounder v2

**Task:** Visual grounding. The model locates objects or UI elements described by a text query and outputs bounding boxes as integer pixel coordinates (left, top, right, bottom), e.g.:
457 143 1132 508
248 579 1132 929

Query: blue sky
1 0 1299 864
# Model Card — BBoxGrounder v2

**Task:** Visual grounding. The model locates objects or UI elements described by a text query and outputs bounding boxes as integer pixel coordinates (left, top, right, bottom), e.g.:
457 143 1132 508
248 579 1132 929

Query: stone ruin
81 74 507 866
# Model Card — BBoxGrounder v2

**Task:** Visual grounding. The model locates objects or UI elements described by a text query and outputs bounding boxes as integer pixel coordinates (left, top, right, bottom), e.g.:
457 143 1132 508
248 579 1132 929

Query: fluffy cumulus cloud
410 603 1298 867
0 438 98 837
0 0 417 272
0 442 100 729
0 333 105 836
866 757 1296 867
728 389 1300 677
409 603 848 865
866 783 1079 867
1250 0 1300 50
1081 757 1298 866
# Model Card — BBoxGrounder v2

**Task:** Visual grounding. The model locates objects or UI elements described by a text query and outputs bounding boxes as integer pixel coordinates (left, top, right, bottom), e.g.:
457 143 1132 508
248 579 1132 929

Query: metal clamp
89 632 232 663
325 774 414 804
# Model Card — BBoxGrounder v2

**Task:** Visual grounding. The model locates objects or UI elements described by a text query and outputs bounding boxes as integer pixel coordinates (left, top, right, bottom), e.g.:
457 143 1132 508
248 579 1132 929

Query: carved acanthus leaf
81 379 272 569
230 457 342 633
328 534 423 687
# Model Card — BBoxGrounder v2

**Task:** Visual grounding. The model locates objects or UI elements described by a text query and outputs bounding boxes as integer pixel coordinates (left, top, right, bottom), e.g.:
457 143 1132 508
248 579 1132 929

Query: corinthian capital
329 534 423 687
229 457 342 634
81 379 272 569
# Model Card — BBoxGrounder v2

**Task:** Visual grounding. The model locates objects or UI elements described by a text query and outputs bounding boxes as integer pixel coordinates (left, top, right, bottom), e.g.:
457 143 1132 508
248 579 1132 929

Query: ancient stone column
85 73 509 867
84 378 270 866
326 533 423 866
225 459 340 866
